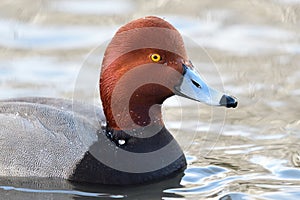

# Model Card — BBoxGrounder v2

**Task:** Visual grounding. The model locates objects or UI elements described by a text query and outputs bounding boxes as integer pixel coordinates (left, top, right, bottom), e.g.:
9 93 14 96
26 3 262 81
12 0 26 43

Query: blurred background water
0 0 300 199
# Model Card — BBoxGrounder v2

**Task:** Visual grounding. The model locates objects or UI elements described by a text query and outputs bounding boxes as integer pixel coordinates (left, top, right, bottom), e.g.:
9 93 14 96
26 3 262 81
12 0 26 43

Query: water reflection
51 0 135 15
0 20 114 49
0 173 184 199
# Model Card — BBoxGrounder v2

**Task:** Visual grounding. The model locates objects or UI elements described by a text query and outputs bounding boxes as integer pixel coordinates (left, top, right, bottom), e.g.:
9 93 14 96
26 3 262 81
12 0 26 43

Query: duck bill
174 64 238 108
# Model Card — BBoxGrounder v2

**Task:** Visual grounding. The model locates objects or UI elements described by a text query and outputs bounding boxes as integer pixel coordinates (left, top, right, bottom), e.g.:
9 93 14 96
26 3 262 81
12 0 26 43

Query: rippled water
1 0 300 199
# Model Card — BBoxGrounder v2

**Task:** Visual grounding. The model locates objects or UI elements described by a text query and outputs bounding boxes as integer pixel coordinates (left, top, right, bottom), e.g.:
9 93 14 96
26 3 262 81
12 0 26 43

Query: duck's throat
130 103 163 127
101 81 174 130
101 83 174 130
106 101 164 130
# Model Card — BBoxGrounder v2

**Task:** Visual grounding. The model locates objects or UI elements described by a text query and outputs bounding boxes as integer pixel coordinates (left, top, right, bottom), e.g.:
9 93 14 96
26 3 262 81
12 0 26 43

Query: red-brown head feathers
100 16 188 130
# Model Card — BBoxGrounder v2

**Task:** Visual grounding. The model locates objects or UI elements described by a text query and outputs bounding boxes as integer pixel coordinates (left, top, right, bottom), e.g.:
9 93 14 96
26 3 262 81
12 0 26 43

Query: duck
0 16 237 185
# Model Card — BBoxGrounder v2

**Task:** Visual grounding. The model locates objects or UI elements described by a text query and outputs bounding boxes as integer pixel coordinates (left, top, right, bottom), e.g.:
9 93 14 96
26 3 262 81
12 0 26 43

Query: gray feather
0 97 104 178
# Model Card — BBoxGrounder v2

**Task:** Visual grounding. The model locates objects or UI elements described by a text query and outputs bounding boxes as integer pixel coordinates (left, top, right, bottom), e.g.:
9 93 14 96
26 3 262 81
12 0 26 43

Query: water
1 0 300 199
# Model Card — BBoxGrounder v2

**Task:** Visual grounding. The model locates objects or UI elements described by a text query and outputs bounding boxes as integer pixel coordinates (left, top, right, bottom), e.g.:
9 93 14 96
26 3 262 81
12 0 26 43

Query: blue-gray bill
174 64 238 108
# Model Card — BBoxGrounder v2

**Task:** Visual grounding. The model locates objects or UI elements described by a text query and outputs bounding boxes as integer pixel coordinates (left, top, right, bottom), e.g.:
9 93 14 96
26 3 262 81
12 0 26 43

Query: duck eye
150 54 161 62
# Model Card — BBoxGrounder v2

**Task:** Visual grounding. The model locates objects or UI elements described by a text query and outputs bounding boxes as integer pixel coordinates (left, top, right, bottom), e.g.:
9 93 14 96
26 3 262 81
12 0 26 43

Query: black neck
104 125 174 153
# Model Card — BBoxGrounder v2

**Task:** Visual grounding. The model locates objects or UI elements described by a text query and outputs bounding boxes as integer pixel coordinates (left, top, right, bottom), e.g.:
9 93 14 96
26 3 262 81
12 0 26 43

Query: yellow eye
150 54 161 62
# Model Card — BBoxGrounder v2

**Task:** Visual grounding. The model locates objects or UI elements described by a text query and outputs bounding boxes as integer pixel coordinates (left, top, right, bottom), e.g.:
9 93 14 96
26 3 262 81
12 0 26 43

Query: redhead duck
0 16 237 185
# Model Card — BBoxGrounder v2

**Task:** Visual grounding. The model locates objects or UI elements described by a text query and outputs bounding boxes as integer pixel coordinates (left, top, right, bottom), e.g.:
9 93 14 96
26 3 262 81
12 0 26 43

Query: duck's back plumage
0 97 101 178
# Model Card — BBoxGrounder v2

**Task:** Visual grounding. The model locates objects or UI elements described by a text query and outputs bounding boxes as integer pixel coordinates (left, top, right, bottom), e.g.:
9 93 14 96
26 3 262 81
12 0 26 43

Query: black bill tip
220 94 238 108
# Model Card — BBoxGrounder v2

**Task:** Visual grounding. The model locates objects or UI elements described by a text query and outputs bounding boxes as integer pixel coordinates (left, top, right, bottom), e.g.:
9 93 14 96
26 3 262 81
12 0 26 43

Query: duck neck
101 84 173 131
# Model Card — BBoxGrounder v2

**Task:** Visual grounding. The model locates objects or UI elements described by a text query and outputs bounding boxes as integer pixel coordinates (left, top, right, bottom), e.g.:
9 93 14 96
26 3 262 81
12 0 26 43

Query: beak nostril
191 79 201 88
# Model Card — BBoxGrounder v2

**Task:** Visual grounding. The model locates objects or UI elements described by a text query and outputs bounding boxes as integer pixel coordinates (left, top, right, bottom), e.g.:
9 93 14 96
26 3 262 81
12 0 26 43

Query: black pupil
153 55 158 60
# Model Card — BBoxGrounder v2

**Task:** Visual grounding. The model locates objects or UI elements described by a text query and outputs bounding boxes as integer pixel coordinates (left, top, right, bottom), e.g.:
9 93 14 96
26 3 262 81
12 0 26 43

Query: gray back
0 97 104 178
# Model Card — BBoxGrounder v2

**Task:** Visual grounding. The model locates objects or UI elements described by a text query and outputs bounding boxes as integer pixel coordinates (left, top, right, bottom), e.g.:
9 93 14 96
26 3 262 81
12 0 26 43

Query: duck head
100 16 237 130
